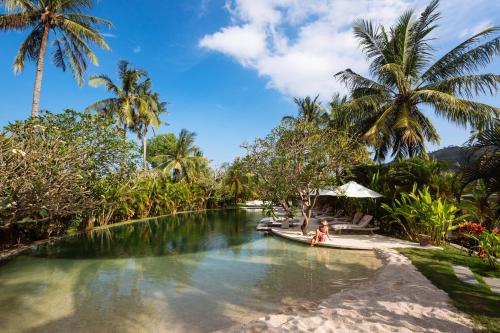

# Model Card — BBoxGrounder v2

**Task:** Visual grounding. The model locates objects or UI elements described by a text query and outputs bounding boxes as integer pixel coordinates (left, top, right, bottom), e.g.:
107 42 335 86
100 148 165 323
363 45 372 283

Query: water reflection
0 210 382 332
29 210 254 259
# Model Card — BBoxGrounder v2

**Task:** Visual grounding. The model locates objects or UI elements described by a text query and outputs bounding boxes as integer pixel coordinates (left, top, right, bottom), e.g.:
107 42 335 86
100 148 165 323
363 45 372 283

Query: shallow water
0 210 382 332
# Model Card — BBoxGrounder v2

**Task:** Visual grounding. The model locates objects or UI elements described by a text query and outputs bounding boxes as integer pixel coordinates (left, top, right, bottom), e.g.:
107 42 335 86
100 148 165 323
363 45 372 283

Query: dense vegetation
0 110 256 248
243 0 499 262
0 0 498 266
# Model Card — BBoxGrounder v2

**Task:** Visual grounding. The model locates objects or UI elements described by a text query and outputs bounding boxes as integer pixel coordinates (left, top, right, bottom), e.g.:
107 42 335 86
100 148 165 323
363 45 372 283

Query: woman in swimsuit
310 220 331 246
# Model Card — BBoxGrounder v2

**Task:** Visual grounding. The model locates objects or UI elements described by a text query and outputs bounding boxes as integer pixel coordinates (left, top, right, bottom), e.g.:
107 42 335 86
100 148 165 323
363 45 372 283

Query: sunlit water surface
0 210 382 332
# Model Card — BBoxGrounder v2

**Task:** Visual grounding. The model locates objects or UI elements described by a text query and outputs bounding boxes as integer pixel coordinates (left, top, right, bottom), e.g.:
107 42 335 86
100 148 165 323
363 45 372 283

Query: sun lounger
331 215 378 234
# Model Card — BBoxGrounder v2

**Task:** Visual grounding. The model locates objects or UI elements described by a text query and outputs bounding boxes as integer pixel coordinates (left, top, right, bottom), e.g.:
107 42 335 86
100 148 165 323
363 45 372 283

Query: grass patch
398 246 500 333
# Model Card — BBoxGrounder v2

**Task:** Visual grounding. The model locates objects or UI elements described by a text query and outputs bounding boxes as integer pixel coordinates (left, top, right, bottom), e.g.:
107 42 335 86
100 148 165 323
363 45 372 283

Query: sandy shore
221 249 475 333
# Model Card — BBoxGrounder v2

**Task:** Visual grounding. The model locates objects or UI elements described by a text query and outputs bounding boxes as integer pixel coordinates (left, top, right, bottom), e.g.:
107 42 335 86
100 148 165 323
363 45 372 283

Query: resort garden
0 0 499 332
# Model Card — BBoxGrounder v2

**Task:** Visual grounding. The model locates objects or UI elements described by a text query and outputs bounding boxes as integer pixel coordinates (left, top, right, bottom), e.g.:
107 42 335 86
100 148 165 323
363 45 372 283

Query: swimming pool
0 210 382 332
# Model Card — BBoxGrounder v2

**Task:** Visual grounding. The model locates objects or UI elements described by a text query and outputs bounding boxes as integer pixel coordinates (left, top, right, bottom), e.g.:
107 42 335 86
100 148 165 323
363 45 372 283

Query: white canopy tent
319 181 383 198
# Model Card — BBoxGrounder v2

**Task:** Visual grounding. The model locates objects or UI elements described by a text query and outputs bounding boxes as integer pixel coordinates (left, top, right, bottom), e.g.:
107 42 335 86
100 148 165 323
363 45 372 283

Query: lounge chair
331 215 379 234
327 211 363 225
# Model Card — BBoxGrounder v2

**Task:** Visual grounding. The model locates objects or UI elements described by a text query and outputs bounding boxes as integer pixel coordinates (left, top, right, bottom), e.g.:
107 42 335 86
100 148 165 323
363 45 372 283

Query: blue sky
0 0 499 165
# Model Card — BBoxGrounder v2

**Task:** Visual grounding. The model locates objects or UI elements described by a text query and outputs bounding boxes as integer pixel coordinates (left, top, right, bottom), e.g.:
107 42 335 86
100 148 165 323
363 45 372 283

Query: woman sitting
310 220 331 246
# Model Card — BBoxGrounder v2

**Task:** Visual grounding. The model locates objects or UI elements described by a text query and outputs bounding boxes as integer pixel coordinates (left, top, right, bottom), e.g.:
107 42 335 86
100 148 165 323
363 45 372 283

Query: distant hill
429 145 466 170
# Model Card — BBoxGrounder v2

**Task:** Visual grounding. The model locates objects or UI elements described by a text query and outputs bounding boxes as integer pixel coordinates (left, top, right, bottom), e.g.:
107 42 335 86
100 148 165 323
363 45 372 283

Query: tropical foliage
471 229 500 269
87 60 168 170
282 95 327 126
148 130 207 182
0 0 111 117
244 120 369 234
0 111 236 249
0 110 137 244
336 0 499 160
382 186 465 244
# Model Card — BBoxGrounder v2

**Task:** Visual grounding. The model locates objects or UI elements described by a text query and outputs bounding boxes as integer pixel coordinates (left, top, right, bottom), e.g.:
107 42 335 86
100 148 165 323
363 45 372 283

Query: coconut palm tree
282 95 327 126
87 60 155 139
335 0 499 161
131 79 168 171
0 0 111 117
150 129 205 182
327 93 368 135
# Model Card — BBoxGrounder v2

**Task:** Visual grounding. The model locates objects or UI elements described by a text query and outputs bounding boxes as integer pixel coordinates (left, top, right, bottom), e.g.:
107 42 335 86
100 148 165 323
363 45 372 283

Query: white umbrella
333 181 383 198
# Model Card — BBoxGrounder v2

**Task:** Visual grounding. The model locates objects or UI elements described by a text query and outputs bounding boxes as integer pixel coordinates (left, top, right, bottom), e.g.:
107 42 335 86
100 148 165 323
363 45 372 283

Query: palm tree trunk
31 25 50 118
143 126 148 171
123 123 127 140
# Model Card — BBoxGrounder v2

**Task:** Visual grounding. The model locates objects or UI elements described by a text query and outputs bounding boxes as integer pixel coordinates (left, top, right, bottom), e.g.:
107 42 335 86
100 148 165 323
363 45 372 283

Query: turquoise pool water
0 210 382 332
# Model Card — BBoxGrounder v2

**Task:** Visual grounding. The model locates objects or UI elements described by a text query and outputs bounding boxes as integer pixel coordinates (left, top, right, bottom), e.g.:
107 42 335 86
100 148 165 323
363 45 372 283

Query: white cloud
199 0 494 100
199 24 267 64
133 46 142 53
101 32 117 38
459 20 493 38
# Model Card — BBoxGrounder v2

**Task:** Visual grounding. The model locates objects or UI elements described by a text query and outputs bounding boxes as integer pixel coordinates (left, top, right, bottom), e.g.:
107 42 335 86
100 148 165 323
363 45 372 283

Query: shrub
470 229 500 270
382 185 465 244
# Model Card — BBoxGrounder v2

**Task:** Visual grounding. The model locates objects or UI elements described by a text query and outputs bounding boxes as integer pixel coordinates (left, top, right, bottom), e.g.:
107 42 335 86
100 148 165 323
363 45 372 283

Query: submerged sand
221 249 475 333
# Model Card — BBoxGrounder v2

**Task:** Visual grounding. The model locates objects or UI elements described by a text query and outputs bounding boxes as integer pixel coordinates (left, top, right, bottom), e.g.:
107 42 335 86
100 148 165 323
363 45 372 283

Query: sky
0 0 499 165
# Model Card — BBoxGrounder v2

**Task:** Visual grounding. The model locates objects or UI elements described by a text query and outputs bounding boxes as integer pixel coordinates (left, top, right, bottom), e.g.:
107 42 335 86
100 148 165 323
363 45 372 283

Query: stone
453 265 481 287
483 277 500 294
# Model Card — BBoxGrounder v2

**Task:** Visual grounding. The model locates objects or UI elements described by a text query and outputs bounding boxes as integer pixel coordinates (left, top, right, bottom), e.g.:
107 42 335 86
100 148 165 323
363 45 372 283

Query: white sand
221 249 475 333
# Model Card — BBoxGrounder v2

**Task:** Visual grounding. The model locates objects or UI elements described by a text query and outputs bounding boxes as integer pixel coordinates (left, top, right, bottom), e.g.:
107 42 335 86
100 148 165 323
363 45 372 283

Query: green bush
0 110 230 248
470 230 500 270
382 185 466 244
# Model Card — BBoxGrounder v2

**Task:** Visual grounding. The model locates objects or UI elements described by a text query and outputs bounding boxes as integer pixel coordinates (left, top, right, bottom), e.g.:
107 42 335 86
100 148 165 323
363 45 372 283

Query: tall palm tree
132 79 168 171
87 60 155 139
282 95 327 126
0 0 111 117
335 0 499 161
151 129 204 182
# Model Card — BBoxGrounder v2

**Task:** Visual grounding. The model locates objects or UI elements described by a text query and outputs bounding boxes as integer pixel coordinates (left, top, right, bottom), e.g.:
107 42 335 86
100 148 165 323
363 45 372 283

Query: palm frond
2 0 37 12
416 89 498 128
60 17 110 51
51 34 66 71
13 23 44 72
0 12 35 30
352 19 388 75
421 74 500 98
88 74 121 95
421 27 500 83
335 68 391 93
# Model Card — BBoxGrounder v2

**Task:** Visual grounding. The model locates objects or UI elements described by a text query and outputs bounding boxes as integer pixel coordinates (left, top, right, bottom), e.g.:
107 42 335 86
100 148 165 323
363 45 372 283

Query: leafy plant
470 230 500 270
382 185 465 244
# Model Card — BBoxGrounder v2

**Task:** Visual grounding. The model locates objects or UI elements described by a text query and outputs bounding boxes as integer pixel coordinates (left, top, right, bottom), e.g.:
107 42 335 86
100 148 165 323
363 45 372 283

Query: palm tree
225 158 252 204
131 80 168 171
0 0 111 117
150 129 205 182
327 93 364 134
282 95 327 126
87 60 155 139
335 0 499 161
